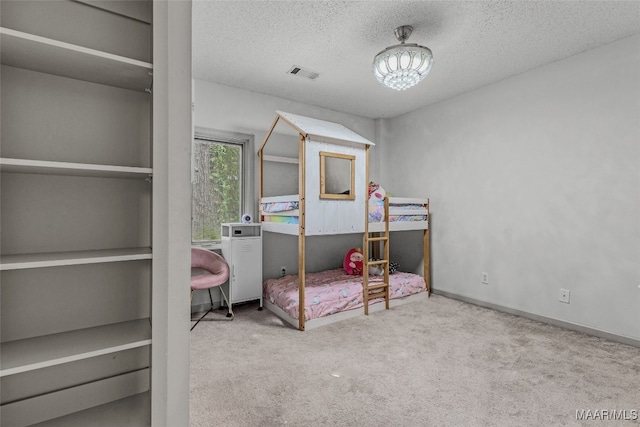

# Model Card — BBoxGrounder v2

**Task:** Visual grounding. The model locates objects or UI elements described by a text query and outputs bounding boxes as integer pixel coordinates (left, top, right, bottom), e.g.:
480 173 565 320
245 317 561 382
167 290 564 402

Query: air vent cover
287 65 320 80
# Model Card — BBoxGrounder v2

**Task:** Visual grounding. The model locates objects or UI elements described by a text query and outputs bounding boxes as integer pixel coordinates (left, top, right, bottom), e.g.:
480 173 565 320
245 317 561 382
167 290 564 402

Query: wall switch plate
281 267 286 277
481 272 489 284
559 288 571 304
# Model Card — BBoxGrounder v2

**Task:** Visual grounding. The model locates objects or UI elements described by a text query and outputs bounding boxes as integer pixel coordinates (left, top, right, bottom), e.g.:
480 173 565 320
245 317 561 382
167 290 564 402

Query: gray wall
379 35 640 340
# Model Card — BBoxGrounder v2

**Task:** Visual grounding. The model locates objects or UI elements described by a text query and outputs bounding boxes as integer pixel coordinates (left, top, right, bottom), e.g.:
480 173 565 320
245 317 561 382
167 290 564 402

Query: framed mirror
319 151 355 200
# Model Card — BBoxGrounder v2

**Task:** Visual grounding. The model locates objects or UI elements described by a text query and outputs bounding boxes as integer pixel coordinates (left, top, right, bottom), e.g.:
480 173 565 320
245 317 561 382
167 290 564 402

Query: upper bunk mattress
260 197 428 223
263 268 426 321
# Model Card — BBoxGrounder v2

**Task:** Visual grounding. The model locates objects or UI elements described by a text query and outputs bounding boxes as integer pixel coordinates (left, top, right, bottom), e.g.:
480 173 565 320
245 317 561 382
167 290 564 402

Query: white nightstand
221 223 263 309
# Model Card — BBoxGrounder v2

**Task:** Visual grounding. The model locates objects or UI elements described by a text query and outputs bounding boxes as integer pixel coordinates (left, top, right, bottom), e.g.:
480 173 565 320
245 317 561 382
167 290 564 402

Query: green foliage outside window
192 140 242 241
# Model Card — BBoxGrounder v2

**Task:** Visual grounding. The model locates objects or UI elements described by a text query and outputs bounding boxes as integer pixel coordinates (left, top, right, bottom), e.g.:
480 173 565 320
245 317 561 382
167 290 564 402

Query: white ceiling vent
287 65 320 80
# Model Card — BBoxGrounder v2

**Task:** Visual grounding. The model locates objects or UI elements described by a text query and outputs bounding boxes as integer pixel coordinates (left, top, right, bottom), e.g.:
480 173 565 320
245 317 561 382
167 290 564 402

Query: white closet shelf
0 319 151 377
0 247 152 271
0 157 152 178
29 391 150 427
0 370 149 427
0 27 153 92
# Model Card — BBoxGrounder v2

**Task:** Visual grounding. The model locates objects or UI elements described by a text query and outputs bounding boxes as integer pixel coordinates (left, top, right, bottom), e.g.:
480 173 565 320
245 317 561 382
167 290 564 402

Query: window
319 151 355 200
192 128 254 244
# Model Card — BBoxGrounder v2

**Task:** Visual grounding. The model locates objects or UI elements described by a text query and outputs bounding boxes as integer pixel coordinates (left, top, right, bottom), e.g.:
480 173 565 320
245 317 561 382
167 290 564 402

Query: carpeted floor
190 294 640 426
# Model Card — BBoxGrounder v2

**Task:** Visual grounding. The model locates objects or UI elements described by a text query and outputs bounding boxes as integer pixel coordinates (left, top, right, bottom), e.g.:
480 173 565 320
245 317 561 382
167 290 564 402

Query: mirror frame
319 151 356 200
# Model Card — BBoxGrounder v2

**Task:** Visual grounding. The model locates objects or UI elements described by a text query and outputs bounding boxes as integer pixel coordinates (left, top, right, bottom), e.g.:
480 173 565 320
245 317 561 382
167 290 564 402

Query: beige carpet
190 294 640 426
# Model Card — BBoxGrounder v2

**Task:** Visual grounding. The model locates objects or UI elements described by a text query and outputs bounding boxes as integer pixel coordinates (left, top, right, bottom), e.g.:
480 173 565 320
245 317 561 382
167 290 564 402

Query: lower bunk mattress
263 268 426 322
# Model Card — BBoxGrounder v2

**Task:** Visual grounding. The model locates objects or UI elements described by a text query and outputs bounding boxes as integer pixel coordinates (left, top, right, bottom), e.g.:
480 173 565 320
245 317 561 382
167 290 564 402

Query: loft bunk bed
258 111 430 331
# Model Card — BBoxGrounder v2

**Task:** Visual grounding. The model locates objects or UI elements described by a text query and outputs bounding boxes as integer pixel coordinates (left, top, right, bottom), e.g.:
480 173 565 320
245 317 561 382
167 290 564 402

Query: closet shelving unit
1 1 159 425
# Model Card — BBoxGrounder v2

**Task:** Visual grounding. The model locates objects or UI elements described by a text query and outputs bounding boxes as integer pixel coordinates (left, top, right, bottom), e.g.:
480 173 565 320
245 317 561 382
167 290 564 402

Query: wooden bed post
362 145 369 311
258 149 263 220
424 199 430 295
298 134 306 331
258 115 280 221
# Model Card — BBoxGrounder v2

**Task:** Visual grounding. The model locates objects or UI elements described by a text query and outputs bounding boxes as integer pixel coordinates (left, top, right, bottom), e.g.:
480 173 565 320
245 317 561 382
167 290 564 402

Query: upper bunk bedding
260 194 429 233
263 268 426 321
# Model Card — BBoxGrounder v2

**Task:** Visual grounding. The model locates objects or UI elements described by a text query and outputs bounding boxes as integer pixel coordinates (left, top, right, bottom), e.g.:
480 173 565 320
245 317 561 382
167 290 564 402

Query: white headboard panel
304 138 366 236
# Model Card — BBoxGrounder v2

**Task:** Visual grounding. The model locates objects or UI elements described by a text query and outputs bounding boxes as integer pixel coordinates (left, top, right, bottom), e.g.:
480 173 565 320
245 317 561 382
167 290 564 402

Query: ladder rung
367 291 387 299
367 236 388 242
365 282 388 291
367 259 388 266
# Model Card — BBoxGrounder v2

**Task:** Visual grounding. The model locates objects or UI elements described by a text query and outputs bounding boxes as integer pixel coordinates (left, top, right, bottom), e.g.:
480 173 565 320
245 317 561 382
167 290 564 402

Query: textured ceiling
192 1 640 119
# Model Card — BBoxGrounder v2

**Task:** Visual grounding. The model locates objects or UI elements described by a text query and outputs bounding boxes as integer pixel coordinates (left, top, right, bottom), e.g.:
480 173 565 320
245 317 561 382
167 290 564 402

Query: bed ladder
363 196 390 315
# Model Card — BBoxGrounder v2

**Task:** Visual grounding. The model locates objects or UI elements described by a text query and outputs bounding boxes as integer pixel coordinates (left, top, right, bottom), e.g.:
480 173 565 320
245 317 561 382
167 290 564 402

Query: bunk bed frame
258 111 430 331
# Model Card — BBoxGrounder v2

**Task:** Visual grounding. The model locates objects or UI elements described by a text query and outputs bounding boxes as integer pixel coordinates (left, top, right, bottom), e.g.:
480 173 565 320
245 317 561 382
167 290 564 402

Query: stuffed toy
368 181 386 201
368 260 384 276
389 260 399 274
367 258 399 275
343 248 364 275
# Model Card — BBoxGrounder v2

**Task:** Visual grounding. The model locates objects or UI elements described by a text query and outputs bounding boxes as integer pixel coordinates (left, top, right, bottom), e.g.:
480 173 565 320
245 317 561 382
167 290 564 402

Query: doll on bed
343 247 364 275
344 247 399 276
368 181 386 201
343 247 399 276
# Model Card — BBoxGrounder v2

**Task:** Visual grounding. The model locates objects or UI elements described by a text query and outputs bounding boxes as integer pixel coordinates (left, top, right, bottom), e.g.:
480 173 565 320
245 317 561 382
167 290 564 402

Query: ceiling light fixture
372 25 434 91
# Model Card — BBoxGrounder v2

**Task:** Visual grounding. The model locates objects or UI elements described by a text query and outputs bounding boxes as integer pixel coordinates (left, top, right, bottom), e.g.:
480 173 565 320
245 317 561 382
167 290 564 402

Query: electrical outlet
559 288 571 304
281 266 286 277
481 272 489 284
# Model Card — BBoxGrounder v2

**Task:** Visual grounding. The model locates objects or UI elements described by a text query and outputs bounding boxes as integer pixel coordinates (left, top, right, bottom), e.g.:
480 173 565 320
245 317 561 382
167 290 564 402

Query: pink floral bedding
263 268 426 320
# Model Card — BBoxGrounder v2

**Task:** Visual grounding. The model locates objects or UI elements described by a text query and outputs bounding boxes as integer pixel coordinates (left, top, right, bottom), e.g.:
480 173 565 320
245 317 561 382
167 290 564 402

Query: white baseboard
433 289 640 348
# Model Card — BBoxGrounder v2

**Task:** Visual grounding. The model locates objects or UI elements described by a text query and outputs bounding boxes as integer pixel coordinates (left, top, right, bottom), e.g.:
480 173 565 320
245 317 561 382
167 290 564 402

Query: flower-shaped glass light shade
373 43 433 91
373 26 434 91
